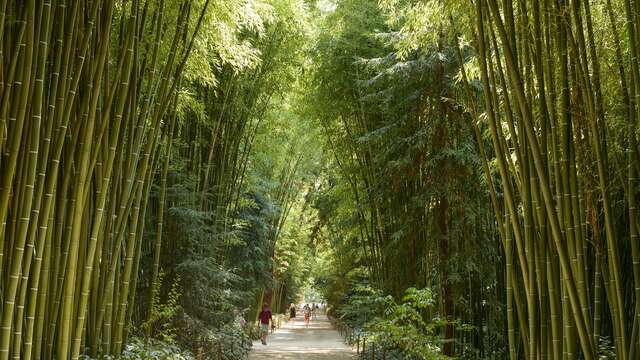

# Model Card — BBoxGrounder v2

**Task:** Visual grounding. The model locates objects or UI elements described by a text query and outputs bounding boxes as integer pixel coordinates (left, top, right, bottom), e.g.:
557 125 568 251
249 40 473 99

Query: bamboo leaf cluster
308 0 502 356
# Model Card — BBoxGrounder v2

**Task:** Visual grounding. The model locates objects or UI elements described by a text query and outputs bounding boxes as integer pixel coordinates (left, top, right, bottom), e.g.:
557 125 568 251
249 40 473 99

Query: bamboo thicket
471 0 640 358
0 0 209 358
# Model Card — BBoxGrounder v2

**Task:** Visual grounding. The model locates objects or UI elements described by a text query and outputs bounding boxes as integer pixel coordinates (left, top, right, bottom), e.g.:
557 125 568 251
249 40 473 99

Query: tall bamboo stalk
471 0 640 357
0 1 210 358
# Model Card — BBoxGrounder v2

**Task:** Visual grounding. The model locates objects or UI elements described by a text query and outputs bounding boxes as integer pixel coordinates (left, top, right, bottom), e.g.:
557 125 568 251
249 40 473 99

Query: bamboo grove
309 0 505 356
471 0 640 358
308 0 640 358
0 0 312 357
0 0 210 358
1 0 640 359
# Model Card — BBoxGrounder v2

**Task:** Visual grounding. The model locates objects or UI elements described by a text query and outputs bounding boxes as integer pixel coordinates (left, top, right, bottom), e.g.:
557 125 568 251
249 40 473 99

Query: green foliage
119 338 194 360
364 291 443 359
129 0 316 357
377 0 473 59
137 0 640 357
306 0 504 357
175 315 252 360
80 338 194 360
336 287 467 359
142 272 183 342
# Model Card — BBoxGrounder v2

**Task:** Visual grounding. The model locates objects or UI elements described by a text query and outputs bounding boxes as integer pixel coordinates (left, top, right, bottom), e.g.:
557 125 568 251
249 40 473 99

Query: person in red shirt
303 304 311 328
258 303 273 345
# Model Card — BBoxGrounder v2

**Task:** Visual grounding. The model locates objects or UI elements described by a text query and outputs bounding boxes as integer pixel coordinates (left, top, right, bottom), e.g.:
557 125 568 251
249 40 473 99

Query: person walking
303 304 311 328
258 303 273 345
311 303 317 320
289 303 297 320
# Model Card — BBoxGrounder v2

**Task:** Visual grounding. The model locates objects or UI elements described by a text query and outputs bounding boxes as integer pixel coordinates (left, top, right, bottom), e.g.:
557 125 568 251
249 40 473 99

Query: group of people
257 302 323 345
289 303 320 327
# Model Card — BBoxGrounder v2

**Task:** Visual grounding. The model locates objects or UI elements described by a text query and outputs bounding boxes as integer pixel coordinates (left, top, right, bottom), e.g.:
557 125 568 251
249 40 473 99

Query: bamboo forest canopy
0 0 639 359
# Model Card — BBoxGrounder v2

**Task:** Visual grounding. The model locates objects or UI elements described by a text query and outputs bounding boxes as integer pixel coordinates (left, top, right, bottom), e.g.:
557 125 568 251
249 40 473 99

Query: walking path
249 315 354 360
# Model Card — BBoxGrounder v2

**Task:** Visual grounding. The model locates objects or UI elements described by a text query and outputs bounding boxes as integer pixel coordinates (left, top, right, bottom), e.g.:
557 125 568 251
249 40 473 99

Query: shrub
79 337 194 360
175 313 252 360
336 287 471 360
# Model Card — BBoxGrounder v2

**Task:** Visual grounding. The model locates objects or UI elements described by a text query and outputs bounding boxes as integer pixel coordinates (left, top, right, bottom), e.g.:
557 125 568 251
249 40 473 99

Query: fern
143 271 183 343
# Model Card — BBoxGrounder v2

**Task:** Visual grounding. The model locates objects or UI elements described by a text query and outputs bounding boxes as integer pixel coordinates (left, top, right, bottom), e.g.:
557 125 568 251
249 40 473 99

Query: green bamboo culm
0 0 210 358
472 0 640 358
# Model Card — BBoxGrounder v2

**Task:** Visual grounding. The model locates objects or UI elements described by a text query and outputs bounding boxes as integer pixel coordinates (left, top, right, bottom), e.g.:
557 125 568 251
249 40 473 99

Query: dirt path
249 315 354 360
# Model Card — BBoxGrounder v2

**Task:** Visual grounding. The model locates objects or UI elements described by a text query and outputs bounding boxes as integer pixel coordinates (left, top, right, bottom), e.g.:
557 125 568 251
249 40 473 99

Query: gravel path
249 315 354 360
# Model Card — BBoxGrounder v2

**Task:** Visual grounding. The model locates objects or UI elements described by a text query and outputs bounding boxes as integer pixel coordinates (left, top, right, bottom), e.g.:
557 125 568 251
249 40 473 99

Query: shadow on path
249 315 354 360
